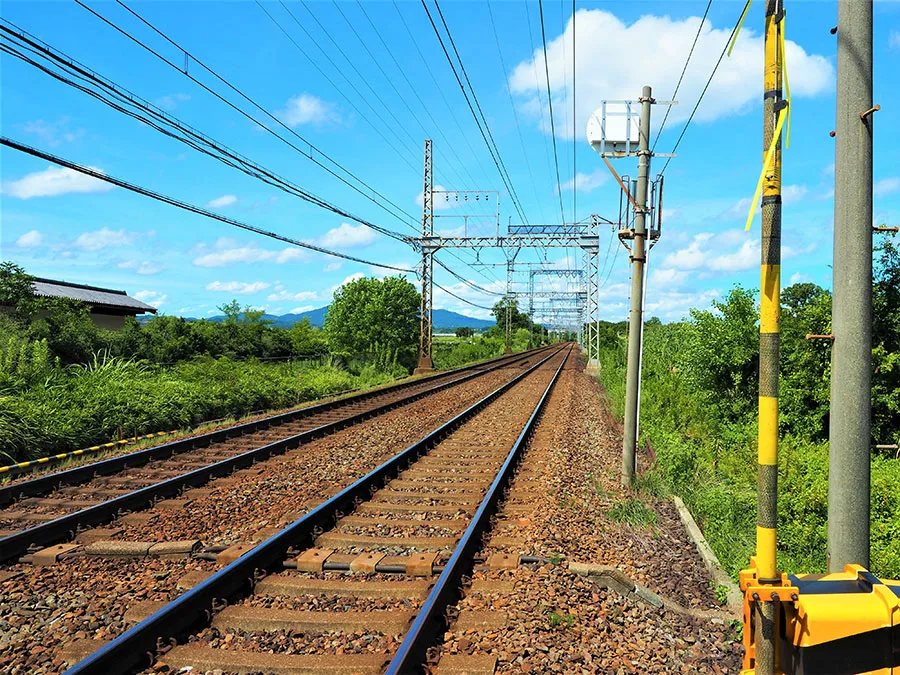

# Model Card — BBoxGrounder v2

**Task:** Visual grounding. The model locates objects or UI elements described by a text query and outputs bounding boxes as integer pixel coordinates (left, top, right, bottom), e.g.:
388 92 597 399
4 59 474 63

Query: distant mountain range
203 306 494 330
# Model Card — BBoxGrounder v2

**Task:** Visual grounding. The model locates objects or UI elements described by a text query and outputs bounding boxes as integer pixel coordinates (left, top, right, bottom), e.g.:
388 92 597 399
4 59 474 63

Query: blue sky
2 0 898 324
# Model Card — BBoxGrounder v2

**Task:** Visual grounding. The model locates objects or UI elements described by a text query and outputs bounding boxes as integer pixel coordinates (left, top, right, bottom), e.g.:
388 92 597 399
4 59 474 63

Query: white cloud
155 93 190 111
75 227 135 251
891 30 900 50
192 238 310 267
649 267 687 286
661 232 713 270
22 117 84 146
267 288 318 302
331 273 365 295
708 239 758 272
318 222 377 249
206 280 271 294
323 260 344 272
509 9 832 139
117 260 163 275
559 169 608 193
288 305 317 314
206 194 238 208
874 177 900 198
16 230 44 248
789 272 807 285
134 290 168 308
3 165 114 199
278 93 340 127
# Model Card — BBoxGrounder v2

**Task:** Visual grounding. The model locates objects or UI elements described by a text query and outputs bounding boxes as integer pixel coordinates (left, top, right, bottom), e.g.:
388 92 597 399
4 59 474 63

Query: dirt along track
440 351 744 673
0 348 560 674
0 348 549 547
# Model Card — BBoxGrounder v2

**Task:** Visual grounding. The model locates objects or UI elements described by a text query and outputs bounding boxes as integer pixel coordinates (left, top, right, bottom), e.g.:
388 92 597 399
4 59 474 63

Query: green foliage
607 498 658 528
324 276 420 369
593 272 900 580
455 326 475 338
549 611 575 628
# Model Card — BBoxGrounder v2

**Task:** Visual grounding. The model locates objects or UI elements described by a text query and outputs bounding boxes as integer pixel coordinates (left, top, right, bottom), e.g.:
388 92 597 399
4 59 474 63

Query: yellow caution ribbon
779 11 792 148
727 0 753 57
745 107 788 231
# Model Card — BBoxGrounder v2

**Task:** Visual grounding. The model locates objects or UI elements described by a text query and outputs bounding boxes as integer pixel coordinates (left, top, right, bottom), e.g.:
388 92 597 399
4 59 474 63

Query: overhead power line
419 0 530 225
0 138 416 274
652 0 714 152
660 0 749 176
434 257 505 297
76 0 421 231
433 281 494 311
0 20 410 244
538 0 566 225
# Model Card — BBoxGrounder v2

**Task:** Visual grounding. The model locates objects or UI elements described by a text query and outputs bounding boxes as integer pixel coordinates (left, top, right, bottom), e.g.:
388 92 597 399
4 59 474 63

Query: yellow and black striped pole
756 1 784 672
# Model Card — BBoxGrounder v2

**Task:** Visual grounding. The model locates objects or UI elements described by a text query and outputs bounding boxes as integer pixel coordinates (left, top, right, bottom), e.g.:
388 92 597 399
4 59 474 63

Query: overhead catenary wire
651 0 714 152
256 0 421 177
0 22 410 245
486 0 546 225
538 0 566 225
434 257 506 297
0 137 416 274
420 0 530 225
330 0 477 192
433 281 494 312
660 0 750 176
77 0 422 231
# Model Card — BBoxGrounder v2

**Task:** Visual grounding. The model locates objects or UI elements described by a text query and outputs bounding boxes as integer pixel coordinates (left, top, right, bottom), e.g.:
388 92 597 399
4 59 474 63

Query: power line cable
0 22 410 244
79 0 421 231
433 281 494 311
1 137 416 274
390 0 494 188
329 0 475 191
660 0 749 176
538 0 566 225
420 0 529 225
651 0 714 152
255 0 421 177
485 1 546 225
434 257 505 296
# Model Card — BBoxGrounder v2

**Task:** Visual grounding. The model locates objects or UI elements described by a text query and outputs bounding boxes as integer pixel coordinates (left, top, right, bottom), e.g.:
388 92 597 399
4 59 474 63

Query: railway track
53 345 570 674
0 347 551 565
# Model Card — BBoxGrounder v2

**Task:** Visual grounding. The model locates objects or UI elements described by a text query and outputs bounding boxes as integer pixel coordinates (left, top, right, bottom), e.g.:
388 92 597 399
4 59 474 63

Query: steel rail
63 346 566 674
0 347 552 564
0 346 549 508
386 345 570 673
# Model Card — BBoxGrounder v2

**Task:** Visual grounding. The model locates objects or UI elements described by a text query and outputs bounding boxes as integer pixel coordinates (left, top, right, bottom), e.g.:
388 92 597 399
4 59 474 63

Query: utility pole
754 3 785 673
828 0 874 572
415 139 435 374
621 85 653 486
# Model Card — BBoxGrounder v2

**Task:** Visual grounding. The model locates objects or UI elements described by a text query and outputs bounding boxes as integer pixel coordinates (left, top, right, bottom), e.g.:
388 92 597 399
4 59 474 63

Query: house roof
31 277 158 314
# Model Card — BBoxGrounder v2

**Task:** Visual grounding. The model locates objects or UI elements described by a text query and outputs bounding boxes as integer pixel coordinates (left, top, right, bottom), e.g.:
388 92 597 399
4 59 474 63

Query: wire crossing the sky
1 138 416 274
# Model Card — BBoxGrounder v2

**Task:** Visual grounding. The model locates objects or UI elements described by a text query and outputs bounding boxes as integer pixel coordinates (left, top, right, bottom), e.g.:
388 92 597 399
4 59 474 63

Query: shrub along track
0 347 550 561
37 347 571 674
0 346 564 674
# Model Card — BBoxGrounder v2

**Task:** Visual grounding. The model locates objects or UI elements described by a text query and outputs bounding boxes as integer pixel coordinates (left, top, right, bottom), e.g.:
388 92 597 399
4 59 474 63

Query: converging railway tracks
0 347 551 561
0 346 571 673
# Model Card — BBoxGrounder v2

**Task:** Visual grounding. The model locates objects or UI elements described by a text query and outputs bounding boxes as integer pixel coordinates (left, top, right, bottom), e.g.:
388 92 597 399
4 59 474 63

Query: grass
607 498 658 528
594 329 900 581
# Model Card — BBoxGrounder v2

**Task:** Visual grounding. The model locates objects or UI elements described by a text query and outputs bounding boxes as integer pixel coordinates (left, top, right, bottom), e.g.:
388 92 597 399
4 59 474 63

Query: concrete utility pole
621 85 653 487
415 140 435 374
754 3 785 672
828 0 874 572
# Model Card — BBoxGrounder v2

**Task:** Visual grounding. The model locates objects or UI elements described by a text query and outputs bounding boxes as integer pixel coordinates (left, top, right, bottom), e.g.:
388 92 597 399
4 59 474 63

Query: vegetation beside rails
0 355 389 464
592 245 900 580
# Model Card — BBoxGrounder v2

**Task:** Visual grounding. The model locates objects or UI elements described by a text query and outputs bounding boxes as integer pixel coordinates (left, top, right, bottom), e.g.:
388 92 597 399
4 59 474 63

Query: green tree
324 276 420 368
289 318 327 355
680 287 759 418
488 297 532 340
455 326 475 339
